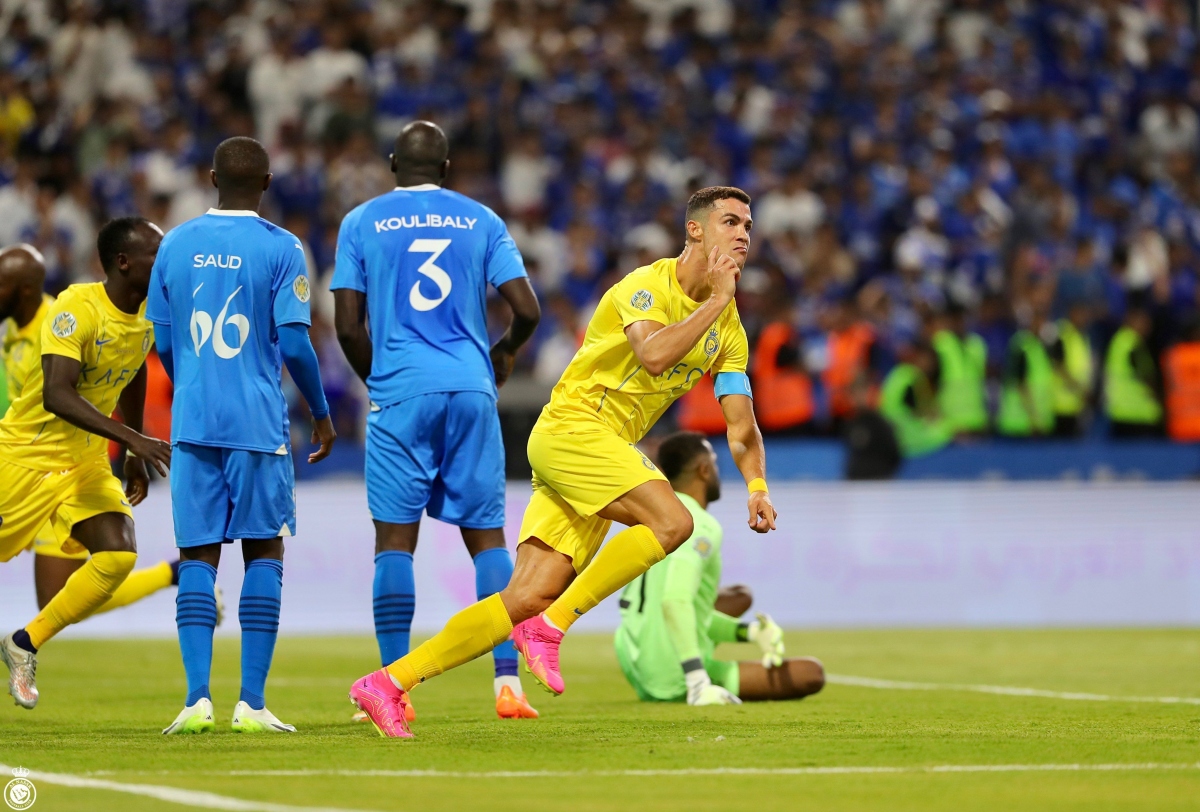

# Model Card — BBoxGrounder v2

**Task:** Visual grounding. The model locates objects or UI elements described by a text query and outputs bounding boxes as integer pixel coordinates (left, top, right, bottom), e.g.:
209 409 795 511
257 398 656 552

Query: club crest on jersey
630 444 657 470
694 537 713 558
630 290 653 312
142 330 152 354
704 328 719 357
51 312 77 338
293 275 311 303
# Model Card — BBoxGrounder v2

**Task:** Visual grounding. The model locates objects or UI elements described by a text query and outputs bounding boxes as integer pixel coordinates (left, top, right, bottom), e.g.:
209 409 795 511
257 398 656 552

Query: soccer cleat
232 701 296 733
349 670 413 738
162 697 215 734
0 633 38 709
495 685 539 719
352 691 415 723
511 614 565 696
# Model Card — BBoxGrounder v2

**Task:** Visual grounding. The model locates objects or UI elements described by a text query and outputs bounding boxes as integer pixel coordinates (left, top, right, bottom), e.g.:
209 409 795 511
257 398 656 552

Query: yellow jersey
0 283 153 471
536 257 749 442
2 294 53 408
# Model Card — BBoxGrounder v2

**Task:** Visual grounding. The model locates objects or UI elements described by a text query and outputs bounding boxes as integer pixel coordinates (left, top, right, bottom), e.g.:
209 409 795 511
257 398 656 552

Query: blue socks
474 547 519 678
373 551 415 666
238 558 283 710
175 560 218 706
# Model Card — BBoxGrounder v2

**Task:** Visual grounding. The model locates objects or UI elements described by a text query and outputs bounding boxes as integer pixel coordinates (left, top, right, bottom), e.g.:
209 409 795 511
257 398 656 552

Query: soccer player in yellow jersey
0 219 173 709
351 186 777 737
0 244 189 631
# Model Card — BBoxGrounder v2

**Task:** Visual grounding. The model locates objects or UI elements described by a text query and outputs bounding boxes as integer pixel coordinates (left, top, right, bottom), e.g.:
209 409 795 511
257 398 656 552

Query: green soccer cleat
162 697 215 734
231 701 296 733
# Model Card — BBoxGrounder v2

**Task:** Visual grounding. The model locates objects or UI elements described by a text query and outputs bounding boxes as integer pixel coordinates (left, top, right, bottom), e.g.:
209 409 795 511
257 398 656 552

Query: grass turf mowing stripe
0 764 376 812
827 674 1200 704
83 764 1200 779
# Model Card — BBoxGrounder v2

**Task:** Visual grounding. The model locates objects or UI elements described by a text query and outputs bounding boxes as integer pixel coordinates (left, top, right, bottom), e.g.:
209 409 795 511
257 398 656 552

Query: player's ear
210 169 218 189
440 159 450 180
389 153 397 173
685 218 703 242
262 173 273 192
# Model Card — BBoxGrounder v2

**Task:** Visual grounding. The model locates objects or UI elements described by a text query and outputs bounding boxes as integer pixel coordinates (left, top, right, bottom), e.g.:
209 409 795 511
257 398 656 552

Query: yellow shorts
0 456 131 563
518 430 666 572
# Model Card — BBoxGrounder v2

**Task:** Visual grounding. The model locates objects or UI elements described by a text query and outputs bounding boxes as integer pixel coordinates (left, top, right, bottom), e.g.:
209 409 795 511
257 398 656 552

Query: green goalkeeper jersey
614 492 741 701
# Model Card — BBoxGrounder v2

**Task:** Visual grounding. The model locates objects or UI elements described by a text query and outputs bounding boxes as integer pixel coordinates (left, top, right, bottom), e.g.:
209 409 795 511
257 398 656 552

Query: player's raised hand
490 342 516 388
707 244 740 303
747 490 777 533
128 433 172 478
308 414 337 464
123 455 150 505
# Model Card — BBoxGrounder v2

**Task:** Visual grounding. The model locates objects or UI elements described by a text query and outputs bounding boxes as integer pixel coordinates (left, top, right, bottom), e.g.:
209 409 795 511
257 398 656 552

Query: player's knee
794 657 825 695
500 584 555 623
716 584 753 617
651 505 694 553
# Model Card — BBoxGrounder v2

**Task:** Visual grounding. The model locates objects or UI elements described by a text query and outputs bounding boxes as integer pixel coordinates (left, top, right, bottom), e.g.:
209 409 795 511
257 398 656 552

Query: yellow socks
26 550 137 649
93 560 174 615
545 525 665 632
386 593 513 692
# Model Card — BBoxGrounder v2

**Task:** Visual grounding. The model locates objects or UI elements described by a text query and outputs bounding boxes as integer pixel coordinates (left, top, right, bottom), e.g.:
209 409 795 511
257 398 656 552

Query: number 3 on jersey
409 239 452 311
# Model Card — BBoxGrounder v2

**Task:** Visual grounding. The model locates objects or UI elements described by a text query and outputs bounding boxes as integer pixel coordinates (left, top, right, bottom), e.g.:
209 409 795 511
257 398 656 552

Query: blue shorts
366 391 505 529
171 442 296 547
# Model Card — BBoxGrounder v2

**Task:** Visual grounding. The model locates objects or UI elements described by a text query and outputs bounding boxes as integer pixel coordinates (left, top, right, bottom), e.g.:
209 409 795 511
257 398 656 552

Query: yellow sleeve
713 304 749 374
611 272 671 329
40 297 95 361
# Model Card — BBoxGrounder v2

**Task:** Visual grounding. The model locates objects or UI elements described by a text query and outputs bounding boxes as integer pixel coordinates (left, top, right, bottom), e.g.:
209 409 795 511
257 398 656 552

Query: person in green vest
879 342 955 457
997 307 1055 438
1105 306 1162 437
1049 303 1094 437
932 302 988 435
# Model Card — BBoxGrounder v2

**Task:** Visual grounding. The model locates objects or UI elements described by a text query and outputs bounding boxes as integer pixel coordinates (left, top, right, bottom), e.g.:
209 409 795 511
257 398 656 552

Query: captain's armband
713 371 752 399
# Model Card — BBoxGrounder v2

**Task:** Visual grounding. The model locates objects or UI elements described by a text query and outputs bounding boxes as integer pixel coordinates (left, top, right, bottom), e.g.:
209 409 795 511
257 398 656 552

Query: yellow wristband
748 478 768 494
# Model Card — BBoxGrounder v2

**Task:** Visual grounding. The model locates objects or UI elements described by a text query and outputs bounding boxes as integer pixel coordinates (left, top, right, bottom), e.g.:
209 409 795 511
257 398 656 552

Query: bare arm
625 248 740 376
720 392 777 533
333 288 372 384
41 354 171 476
115 363 152 504
491 277 541 387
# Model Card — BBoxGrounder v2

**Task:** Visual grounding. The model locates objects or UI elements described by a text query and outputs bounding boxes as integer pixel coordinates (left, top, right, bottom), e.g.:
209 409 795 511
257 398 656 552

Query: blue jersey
330 184 526 407
146 209 311 453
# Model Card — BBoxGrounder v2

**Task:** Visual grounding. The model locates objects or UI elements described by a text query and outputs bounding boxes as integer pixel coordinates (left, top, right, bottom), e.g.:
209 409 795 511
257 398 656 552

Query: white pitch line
0 764 377 812
83 763 1200 779
827 674 1200 705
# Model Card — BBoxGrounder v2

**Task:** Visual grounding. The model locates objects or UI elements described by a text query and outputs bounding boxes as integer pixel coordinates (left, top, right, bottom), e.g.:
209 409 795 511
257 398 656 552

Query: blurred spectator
879 341 954 458
1162 317 1200 442
997 287 1056 438
1105 306 1163 437
752 295 813 434
1049 304 1096 438
931 301 988 435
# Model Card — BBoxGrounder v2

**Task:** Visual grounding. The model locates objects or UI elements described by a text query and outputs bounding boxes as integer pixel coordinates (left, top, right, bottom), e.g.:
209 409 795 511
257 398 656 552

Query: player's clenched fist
747 490 777 533
707 245 740 302
686 668 742 706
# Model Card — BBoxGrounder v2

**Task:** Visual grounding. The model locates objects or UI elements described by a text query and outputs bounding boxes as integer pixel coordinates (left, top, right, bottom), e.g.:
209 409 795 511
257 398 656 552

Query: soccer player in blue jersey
333 121 541 721
147 137 336 735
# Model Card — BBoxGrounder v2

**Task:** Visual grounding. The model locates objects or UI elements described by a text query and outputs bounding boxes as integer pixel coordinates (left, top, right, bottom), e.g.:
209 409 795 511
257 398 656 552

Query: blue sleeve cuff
714 371 752 399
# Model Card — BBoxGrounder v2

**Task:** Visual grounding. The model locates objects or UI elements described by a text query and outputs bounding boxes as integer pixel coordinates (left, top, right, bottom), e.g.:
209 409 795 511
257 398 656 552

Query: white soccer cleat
1 633 38 709
231 701 296 733
162 697 215 734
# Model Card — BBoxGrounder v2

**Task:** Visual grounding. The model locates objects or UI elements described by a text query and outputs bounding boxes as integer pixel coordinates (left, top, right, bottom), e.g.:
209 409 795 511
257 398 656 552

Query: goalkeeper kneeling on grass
615 431 825 705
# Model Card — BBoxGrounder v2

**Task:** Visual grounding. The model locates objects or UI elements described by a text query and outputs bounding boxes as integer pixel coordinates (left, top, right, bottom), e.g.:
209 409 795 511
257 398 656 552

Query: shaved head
212 136 271 197
0 244 46 324
391 120 449 184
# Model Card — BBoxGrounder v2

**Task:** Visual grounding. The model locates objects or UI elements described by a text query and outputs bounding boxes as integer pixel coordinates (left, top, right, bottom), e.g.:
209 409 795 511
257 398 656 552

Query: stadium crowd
3 0 1200 451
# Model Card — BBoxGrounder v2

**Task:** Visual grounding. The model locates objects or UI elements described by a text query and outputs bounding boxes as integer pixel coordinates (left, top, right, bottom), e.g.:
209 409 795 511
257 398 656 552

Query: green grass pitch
1 630 1198 811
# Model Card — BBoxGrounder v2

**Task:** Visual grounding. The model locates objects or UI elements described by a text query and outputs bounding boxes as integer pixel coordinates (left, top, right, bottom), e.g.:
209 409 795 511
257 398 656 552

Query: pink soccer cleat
349 670 413 739
511 614 565 695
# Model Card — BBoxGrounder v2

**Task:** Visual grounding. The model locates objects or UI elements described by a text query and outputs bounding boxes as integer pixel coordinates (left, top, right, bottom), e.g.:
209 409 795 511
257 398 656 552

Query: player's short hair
685 185 752 233
212 136 270 192
393 120 449 171
96 217 152 273
657 431 712 482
